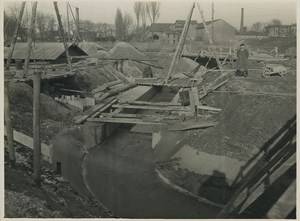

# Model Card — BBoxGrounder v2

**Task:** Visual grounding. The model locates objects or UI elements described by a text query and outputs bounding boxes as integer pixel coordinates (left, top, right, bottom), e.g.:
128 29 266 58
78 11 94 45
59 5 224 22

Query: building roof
196 19 220 29
175 20 198 25
148 23 173 33
4 42 87 60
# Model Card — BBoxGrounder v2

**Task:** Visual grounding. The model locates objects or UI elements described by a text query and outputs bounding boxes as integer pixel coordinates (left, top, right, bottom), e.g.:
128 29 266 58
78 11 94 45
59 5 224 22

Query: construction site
3 1 296 219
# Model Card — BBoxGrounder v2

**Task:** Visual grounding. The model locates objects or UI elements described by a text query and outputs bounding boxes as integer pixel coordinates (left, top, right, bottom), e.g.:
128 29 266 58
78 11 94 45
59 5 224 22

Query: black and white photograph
1 0 297 219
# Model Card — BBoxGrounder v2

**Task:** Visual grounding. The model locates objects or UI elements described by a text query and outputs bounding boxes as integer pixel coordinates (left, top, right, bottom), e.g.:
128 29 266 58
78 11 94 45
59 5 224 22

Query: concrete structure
195 19 236 44
265 24 297 37
55 95 95 111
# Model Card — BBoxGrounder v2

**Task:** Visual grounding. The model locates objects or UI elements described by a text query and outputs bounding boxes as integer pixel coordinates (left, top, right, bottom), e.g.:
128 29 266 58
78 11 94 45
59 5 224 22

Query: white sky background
3 0 297 29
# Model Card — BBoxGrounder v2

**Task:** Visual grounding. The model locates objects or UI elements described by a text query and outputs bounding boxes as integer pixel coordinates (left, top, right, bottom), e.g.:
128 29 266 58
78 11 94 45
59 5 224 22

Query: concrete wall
55 95 95 111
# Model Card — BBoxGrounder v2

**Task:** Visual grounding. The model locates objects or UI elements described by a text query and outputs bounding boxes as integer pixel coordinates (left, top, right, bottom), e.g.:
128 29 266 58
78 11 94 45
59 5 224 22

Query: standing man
236 43 249 77
142 65 153 78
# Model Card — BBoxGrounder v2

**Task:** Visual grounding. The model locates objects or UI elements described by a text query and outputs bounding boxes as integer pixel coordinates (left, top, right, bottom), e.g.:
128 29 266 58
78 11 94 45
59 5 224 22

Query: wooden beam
91 80 122 94
54 1 72 70
87 117 166 125
168 122 218 131
33 72 41 186
4 81 15 167
74 97 118 124
196 3 222 70
5 1 26 70
165 3 195 83
90 99 118 118
101 112 178 120
24 2 38 77
119 100 182 106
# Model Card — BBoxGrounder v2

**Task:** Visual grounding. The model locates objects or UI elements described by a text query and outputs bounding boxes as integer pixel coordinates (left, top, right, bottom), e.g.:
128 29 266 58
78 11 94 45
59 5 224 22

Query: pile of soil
72 65 118 91
145 52 200 77
182 69 296 161
108 42 148 60
4 143 114 218
8 82 75 144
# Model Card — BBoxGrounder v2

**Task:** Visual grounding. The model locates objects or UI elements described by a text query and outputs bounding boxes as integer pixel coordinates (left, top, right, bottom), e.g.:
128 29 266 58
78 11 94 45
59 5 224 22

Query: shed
4 42 88 63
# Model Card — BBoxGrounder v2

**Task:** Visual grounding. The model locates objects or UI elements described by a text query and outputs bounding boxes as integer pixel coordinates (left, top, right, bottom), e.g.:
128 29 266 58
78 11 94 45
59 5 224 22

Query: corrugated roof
148 23 173 33
196 19 220 29
4 42 81 60
175 20 198 25
77 42 107 56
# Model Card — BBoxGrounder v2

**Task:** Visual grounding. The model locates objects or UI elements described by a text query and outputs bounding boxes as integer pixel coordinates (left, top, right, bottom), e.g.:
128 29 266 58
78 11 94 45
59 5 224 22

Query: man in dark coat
236 43 249 77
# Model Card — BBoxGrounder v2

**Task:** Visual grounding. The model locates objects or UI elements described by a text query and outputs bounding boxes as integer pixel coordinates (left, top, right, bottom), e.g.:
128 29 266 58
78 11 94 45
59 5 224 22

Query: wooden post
4 81 15 167
66 2 70 41
165 3 195 83
68 3 80 42
24 1 38 77
54 1 72 71
5 2 26 70
189 90 197 116
75 7 81 40
33 72 41 186
211 2 214 43
196 3 222 70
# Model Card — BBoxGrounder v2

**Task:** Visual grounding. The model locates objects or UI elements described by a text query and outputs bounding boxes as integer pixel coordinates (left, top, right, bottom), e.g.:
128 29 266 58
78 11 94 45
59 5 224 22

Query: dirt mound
9 83 72 120
108 42 148 60
73 65 118 91
182 73 296 161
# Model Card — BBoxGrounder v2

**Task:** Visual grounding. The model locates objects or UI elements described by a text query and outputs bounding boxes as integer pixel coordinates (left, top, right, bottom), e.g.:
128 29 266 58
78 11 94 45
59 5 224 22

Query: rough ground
4 142 114 218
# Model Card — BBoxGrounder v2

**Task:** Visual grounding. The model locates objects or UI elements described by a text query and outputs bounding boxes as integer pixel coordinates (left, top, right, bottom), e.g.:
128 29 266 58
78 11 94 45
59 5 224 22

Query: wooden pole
211 2 214 43
5 2 26 70
165 3 195 83
33 72 41 186
54 1 72 71
68 3 80 42
24 1 38 77
196 3 222 70
66 2 70 41
75 7 81 40
4 81 15 167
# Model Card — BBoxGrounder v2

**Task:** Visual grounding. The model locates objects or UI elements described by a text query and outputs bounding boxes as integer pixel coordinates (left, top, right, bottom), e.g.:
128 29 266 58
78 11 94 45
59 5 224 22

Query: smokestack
240 8 244 32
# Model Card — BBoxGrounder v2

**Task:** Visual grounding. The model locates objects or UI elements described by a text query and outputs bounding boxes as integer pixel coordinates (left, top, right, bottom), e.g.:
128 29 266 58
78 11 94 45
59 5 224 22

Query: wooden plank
113 103 221 112
97 82 137 102
117 85 154 103
4 128 52 163
167 121 218 131
87 117 166 125
120 100 182 106
90 99 118 118
5 2 26 70
91 80 122 94
192 87 200 106
165 3 195 83
112 104 189 112
101 112 179 120
74 97 117 124
24 2 38 77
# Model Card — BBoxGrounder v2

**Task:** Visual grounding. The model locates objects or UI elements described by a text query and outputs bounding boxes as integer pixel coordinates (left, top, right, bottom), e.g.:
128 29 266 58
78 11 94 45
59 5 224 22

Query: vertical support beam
196 3 222 70
68 3 80 42
54 1 72 70
75 7 81 40
211 2 214 43
165 3 195 83
66 2 70 41
5 1 26 70
33 72 41 186
24 1 38 77
4 81 15 167
189 90 197 116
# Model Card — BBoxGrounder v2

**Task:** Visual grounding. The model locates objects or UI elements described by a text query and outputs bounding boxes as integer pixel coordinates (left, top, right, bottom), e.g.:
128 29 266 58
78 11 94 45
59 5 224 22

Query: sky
3 0 297 29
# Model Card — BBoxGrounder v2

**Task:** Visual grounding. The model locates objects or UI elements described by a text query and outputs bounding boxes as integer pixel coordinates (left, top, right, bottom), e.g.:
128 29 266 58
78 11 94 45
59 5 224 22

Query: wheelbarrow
262 64 288 78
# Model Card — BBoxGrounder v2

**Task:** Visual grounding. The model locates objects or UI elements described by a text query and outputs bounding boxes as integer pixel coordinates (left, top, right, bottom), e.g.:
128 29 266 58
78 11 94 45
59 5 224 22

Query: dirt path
85 128 220 218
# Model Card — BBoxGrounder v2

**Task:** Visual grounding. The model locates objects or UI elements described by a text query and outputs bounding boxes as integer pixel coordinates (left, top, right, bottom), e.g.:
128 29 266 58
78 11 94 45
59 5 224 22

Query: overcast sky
3 0 297 29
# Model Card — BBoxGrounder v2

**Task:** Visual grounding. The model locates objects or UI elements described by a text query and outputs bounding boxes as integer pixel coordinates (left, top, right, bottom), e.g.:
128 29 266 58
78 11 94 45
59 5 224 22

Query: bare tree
140 2 147 29
146 2 160 24
251 22 263 32
36 12 56 41
134 2 142 29
124 12 133 41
